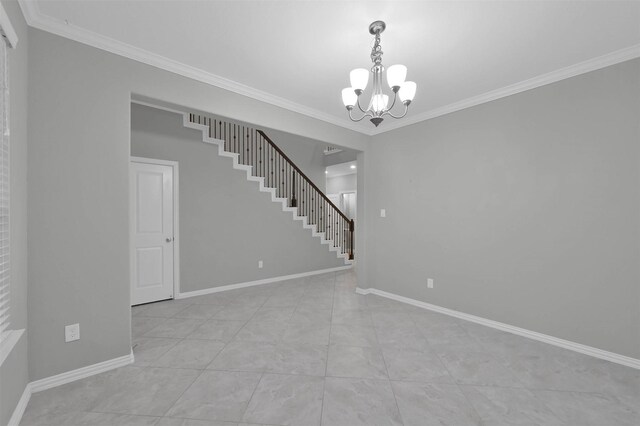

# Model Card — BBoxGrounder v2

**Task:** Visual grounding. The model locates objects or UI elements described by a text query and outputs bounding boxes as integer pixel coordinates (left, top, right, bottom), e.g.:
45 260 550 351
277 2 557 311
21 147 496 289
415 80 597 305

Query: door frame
340 190 357 218
129 156 180 304
325 191 357 215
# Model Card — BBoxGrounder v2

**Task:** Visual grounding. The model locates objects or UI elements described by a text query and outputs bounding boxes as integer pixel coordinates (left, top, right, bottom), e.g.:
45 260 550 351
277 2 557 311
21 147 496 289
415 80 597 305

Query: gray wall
27 28 367 381
366 59 640 358
131 104 345 293
326 174 357 195
355 152 368 299
0 0 29 424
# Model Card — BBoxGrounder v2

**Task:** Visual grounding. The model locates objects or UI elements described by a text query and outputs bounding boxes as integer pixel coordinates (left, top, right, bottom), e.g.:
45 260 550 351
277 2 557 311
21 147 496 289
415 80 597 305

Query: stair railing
189 113 354 260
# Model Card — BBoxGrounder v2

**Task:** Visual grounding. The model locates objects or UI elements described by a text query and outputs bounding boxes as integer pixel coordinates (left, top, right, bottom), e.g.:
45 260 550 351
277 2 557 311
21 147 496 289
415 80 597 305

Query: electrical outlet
427 278 434 289
380 209 386 218
65 323 80 342
258 260 263 269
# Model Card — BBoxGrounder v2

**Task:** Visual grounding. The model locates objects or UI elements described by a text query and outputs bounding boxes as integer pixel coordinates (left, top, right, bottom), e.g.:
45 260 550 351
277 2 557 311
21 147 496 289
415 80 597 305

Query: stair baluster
188 114 354 261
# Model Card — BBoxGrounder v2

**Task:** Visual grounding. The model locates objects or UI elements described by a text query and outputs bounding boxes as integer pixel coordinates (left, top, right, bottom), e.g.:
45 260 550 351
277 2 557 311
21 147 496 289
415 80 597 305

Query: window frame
0 1 21 367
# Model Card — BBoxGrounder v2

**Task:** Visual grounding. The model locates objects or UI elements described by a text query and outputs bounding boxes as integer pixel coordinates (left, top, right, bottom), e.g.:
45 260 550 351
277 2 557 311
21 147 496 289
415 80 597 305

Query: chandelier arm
382 103 409 120
356 96 370 114
385 90 398 112
348 108 373 123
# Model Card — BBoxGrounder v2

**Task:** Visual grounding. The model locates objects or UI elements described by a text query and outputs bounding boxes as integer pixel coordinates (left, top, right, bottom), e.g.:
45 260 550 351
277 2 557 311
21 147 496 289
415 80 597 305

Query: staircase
183 113 354 264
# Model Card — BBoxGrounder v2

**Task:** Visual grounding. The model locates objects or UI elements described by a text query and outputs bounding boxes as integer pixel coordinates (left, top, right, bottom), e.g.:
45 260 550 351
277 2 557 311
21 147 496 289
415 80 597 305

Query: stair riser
182 114 352 263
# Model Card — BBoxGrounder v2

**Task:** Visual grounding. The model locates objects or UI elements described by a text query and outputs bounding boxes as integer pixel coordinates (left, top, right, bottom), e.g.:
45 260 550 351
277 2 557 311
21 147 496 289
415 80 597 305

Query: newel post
290 170 297 208
349 219 355 260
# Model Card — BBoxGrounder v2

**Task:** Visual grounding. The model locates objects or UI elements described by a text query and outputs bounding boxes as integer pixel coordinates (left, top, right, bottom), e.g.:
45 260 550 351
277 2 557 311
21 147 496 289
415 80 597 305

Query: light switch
380 209 386 218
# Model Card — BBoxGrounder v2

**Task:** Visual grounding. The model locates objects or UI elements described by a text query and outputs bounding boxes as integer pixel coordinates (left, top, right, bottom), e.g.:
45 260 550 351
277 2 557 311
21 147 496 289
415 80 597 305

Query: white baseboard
8 350 134 425
7 382 31 426
177 265 352 299
356 287 640 370
30 350 135 393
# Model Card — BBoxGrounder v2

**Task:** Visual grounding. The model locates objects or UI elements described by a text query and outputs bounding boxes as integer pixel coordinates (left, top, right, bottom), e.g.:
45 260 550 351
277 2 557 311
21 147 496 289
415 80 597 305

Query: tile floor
21 270 640 425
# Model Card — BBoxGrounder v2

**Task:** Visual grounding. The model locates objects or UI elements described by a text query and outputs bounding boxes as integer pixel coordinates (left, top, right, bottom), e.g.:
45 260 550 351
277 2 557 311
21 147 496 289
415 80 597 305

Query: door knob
166 237 173 242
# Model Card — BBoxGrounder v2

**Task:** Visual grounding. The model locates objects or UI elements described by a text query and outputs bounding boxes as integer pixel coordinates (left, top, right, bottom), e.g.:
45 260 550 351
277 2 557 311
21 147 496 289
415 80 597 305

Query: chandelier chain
370 32 383 65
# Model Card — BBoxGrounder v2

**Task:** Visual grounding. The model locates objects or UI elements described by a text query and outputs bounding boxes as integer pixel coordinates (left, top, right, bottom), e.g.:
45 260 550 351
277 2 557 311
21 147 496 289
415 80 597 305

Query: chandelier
341 20 417 127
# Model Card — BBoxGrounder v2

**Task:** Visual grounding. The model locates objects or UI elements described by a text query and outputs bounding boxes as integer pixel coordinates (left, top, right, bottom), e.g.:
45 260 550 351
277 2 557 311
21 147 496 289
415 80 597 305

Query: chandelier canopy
341 20 416 127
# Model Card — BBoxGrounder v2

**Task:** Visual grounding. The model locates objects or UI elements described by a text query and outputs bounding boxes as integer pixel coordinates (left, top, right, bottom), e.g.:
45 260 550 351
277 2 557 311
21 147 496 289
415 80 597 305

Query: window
0 4 18 366
0 33 9 344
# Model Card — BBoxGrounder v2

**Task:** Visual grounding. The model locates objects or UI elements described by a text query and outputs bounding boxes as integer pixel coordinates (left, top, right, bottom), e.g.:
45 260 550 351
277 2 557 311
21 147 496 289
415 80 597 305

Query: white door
130 161 175 305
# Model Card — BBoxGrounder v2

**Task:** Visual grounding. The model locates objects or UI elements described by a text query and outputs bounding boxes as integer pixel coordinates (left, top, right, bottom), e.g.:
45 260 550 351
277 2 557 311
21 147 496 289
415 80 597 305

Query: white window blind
0 37 9 343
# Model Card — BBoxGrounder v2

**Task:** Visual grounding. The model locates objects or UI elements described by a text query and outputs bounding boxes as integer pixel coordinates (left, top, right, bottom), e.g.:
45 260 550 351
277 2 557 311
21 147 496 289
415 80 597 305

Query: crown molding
16 0 37 27
17 0 373 136
370 43 640 136
18 1 640 138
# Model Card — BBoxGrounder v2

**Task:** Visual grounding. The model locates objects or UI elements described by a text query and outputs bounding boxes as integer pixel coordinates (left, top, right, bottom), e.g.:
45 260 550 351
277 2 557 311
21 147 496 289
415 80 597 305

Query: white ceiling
326 161 357 179
24 1 640 135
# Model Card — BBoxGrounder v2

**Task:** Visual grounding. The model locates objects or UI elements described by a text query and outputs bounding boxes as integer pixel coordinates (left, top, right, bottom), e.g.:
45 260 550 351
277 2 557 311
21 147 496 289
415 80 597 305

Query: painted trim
130 156 179 168
356 287 640 370
0 328 24 366
177 265 352 299
326 171 357 179
129 157 181 302
326 191 357 220
7 351 134 425
371 43 640 135
0 2 18 48
131 98 190 117
30 350 135 393
7 382 31 426
17 1 640 136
